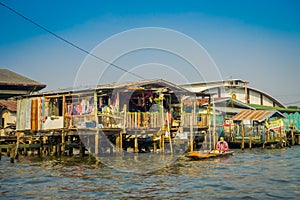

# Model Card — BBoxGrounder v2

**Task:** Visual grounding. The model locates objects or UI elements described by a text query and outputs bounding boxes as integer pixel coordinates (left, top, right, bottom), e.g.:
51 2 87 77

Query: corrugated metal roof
23 79 193 97
0 100 17 112
231 110 285 122
0 69 46 88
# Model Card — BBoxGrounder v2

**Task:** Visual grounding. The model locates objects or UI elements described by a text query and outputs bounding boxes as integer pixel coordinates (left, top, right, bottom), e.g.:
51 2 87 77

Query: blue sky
1 0 300 105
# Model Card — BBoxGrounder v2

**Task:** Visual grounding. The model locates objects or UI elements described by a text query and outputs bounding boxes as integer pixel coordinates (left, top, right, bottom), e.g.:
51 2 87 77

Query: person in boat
215 137 229 153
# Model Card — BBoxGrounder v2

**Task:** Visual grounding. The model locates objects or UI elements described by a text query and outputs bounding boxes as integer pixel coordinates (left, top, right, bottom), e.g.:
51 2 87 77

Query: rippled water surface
1 147 300 199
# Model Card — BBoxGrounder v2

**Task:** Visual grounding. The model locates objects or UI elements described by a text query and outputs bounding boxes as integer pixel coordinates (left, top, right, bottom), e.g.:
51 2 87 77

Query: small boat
186 150 234 160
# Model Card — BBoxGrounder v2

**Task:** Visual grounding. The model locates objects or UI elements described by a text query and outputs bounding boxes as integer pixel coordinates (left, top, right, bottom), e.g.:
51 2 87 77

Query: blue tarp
283 112 300 130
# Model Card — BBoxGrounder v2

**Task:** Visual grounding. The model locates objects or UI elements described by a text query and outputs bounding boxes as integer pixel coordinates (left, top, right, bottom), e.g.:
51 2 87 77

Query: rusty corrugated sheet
231 110 283 122
0 100 17 112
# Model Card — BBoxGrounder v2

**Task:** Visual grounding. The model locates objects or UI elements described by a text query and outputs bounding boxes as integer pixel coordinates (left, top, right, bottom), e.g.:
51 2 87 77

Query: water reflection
0 147 299 199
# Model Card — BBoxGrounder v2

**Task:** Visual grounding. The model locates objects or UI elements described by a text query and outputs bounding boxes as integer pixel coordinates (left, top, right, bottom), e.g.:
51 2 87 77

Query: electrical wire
0 1 145 80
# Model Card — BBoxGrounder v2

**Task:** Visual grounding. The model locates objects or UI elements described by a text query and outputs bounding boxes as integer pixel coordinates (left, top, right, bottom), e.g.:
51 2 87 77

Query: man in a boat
215 137 229 153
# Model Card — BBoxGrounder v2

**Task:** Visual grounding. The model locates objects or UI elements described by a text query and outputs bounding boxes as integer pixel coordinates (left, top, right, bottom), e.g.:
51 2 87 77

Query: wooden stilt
190 115 193 152
57 142 61 157
79 140 85 157
61 132 65 155
24 144 27 156
28 139 33 156
119 131 123 152
249 135 252 150
10 144 16 163
161 134 165 153
241 124 245 152
95 132 99 156
291 130 295 145
52 145 57 156
134 131 138 153
153 142 157 152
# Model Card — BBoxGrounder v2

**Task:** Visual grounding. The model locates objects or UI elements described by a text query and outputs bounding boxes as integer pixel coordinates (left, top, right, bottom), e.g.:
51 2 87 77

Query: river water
1 146 300 199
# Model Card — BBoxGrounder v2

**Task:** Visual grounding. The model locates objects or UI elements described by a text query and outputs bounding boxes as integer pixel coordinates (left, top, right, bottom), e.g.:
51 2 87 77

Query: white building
181 79 285 108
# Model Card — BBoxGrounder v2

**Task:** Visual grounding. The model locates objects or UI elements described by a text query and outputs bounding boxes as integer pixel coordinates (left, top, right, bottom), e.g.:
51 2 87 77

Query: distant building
0 69 46 129
181 79 285 108
0 69 46 99
0 100 17 129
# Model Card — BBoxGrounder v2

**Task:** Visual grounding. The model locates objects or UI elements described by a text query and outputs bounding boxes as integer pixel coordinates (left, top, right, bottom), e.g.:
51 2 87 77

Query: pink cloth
216 141 229 153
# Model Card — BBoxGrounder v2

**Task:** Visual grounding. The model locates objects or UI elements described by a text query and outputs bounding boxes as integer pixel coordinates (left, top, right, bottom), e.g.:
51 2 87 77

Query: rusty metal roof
0 100 17 112
230 110 285 122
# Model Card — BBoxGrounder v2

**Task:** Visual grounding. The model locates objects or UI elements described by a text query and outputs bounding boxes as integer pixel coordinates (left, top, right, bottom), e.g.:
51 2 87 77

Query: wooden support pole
28 139 33 156
119 131 123 152
79 140 85 157
134 112 137 129
10 143 16 163
40 137 44 157
57 142 61 157
291 130 295 145
43 136 47 156
241 123 245 152
123 104 127 132
190 115 193 152
95 132 99 156
137 112 141 128
68 136 73 156
212 102 216 148
134 131 138 153
153 142 157 152
230 124 234 142
37 140 41 157
52 145 57 156
249 135 252 150
61 132 65 154
161 134 165 153
87 135 91 159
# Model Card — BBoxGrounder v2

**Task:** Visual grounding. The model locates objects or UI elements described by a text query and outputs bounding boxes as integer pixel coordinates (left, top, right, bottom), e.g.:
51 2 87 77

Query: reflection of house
0 69 46 99
181 79 285 108
0 100 17 128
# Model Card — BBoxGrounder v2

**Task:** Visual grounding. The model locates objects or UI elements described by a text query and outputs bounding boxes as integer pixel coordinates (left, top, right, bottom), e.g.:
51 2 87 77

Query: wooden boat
186 150 234 160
